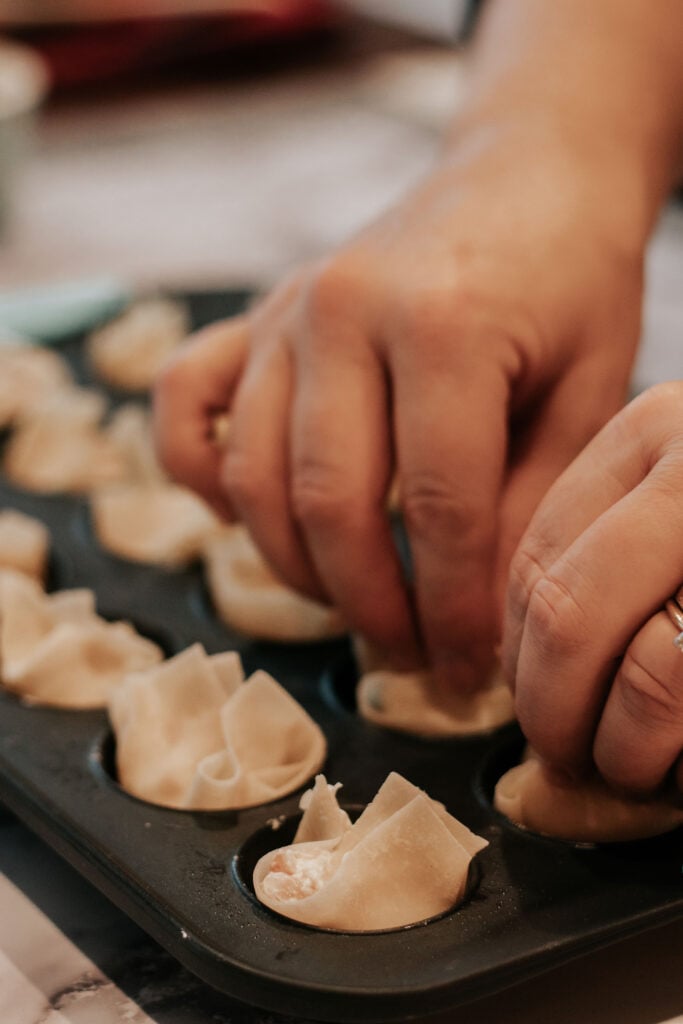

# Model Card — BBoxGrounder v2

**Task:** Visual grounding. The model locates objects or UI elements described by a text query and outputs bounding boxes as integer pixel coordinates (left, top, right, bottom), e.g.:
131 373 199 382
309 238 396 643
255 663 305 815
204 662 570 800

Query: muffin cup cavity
233 807 482 935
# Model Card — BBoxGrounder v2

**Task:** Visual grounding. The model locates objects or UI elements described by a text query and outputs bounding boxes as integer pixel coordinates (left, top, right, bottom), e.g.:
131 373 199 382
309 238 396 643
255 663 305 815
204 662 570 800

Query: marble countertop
0 28 682 1024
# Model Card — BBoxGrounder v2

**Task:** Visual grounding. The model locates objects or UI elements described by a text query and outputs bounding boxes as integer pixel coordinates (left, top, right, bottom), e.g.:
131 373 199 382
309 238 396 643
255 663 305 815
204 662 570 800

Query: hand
155 122 644 691
503 382 683 796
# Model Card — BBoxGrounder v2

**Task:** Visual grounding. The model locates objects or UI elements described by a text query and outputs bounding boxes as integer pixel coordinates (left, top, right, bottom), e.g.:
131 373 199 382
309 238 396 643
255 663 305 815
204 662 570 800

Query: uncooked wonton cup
87 297 189 392
494 758 683 843
109 644 327 810
3 388 127 493
253 772 487 931
0 342 73 429
92 484 220 568
90 404 222 567
357 664 515 738
0 508 49 581
0 570 162 707
202 525 346 642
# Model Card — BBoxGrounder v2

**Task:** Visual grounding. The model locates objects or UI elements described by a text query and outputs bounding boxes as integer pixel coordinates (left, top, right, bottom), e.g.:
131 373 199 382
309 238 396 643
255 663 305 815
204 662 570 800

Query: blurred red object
2 1 336 89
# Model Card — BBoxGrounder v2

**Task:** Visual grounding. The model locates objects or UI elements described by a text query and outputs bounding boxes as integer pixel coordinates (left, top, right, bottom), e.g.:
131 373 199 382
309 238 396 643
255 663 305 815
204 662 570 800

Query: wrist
443 0 683 257
440 109 660 263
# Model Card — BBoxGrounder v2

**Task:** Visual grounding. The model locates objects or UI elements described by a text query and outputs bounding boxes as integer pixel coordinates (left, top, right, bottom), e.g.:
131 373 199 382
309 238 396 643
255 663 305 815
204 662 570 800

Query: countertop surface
0 27 682 1024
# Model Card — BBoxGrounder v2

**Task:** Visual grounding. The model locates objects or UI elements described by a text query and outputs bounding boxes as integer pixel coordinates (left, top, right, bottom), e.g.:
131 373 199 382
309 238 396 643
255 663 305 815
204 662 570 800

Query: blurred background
0 0 680 388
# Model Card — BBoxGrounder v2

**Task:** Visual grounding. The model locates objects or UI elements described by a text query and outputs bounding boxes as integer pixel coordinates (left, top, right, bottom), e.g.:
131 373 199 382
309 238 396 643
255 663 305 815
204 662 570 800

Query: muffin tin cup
0 292 681 1023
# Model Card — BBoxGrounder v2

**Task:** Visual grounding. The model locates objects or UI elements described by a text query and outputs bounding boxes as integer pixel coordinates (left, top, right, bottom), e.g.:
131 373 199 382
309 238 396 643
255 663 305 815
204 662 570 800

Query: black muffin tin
0 291 681 1023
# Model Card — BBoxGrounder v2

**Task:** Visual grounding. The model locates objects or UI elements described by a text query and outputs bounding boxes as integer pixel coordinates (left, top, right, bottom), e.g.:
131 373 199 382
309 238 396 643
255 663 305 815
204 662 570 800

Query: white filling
261 847 336 902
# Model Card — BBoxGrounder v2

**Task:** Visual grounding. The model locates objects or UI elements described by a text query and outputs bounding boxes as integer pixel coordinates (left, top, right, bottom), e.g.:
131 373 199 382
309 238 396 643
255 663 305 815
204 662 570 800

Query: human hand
503 382 683 795
155 123 644 691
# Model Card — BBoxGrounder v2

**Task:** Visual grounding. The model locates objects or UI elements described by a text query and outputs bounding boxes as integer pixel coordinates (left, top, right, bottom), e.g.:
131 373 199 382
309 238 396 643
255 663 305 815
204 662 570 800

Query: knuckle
401 476 481 543
617 649 683 727
525 573 591 656
291 461 354 529
400 282 479 352
636 381 683 421
507 543 547 623
306 258 363 323
627 382 683 442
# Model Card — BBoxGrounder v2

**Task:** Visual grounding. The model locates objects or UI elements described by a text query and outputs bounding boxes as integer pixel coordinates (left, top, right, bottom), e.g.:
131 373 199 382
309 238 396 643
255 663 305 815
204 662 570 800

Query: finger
502 394 650 687
594 610 683 794
289 324 421 665
514 462 683 774
153 318 248 517
390 331 509 693
221 338 324 601
496 355 626 620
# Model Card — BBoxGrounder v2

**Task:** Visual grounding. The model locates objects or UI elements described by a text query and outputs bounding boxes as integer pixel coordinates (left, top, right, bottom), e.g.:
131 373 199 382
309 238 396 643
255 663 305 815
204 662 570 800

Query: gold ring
664 598 683 651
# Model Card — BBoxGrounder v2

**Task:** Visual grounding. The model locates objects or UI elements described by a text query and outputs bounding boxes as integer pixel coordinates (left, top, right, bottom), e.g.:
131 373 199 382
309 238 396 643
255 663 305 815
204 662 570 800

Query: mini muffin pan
0 291 681 1023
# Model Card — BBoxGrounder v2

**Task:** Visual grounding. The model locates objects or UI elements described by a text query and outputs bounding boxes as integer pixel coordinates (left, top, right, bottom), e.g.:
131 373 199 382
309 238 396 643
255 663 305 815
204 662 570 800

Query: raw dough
0 570 162 707
494 758 683 842
0 509 49 581
110 644 327 810
202 525 346 642
87 297 189 392
254 772 487 931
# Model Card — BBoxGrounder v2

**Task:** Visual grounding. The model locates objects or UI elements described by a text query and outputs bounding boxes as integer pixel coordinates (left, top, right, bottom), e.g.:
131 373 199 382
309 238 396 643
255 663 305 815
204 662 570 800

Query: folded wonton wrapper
357 664 515 738
0 570 162 707
104 404 167 486
254 772 487 931
3 389 127 493
494 759 683 843
90 405 221 567
92 484 221 568
0 509 49 581
202 526 346 642
87 297 189 392
0 342 73 429
109 644 327 810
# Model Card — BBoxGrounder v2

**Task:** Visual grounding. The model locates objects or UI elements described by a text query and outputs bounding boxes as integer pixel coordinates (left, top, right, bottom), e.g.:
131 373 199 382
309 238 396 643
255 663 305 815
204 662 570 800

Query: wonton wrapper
0 509 49 581
104 404 167 486
0 570 162 708
91 404 221 567
494 759 683 843
202 526 346 642
0 342 73 429
92 484 220 568
3 389 127 493
109 644 327 810
87 297 189 392
254 772 488 931
357 664 515 738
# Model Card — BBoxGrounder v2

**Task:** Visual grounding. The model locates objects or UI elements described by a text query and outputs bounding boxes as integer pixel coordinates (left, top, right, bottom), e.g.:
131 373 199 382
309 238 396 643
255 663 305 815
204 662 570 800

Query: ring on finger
664 591 683 651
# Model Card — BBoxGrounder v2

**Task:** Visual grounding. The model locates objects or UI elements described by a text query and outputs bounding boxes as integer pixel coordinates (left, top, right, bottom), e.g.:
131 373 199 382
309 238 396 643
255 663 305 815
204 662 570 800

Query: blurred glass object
0 38 48 240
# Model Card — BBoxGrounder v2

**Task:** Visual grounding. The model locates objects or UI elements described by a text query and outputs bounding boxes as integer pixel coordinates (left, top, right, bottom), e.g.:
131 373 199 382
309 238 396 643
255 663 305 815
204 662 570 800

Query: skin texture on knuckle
400 285 477 348
401 476 486 547
303 257 368 330
626 381 683 462
524 571 593 660
506 543 547 626
290 461 356 532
